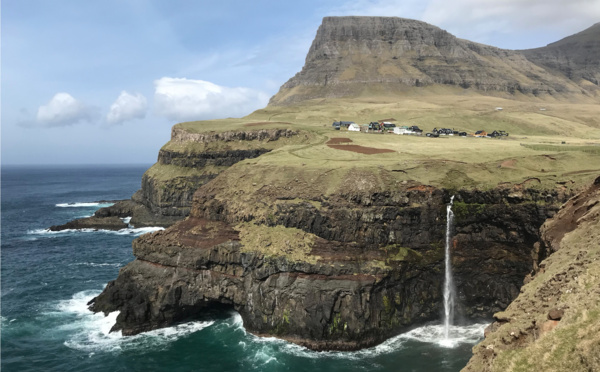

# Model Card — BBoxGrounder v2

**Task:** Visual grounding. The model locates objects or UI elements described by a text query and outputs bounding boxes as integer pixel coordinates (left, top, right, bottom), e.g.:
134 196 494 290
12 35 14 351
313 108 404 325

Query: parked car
407 125 423 133
435 128 454 135
489 130 509 138
368 122 380 130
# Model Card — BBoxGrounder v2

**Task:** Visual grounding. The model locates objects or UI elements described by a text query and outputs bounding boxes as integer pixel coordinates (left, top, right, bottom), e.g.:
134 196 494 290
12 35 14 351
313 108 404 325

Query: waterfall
443 195 456 340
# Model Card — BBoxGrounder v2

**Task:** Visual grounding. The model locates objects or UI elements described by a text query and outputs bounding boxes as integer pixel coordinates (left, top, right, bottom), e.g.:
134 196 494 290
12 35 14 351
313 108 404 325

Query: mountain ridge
269 16 599 105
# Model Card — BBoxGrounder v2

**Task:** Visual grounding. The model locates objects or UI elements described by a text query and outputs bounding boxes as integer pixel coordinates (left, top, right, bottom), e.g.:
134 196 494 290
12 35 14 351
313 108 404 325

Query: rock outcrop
269 17 598 105
90 171 567 350
463 175 600 372
49 215 128 231
50 128 301 229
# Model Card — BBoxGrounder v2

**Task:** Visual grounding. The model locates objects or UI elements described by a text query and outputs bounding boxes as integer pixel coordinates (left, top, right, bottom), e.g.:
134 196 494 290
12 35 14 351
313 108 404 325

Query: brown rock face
269 16 596 105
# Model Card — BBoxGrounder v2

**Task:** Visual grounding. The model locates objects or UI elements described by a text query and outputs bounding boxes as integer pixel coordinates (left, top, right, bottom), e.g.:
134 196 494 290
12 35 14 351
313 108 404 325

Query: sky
2 0 600 165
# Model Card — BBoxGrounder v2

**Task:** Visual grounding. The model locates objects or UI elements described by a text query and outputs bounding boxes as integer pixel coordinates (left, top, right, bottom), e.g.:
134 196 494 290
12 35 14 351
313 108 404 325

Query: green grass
235 222 320 264
521 144 600 154
145 163 226 181
164 94 600 192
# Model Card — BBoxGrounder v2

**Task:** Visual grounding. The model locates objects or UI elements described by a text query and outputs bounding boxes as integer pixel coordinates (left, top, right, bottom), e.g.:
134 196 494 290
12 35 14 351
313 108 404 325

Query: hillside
269 17 599 105
463 176 600 372
523 22 600 95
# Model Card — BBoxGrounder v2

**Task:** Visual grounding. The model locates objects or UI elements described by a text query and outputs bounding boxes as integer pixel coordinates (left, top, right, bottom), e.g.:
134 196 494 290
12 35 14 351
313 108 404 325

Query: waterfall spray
443 195 456 340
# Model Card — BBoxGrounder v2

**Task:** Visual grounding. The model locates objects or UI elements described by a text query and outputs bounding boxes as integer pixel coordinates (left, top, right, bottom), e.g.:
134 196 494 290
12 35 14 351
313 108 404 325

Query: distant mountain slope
522 23 600 91
269 17 598 105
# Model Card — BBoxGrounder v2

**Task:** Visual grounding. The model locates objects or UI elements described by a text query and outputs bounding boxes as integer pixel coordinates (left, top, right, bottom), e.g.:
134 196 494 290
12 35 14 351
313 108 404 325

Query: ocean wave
28 226 164 237
247 321 487 360
69 262 124 268
54 290 214 353
56 202 115 208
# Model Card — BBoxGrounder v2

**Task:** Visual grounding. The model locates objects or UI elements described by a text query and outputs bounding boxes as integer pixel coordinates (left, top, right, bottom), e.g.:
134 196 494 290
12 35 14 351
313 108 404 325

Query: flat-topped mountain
270 16 599 105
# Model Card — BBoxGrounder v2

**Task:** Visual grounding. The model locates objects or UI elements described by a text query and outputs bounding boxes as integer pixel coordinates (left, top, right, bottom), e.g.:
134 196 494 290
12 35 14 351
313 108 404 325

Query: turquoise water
1 165 486 371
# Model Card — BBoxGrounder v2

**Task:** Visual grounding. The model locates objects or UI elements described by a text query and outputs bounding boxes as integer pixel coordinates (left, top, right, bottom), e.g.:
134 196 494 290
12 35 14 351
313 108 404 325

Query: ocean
1 165 487 372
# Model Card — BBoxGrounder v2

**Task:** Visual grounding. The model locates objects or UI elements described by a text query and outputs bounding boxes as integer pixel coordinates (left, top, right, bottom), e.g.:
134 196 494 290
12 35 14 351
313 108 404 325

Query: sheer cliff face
90 166 567 351
269 16 595 105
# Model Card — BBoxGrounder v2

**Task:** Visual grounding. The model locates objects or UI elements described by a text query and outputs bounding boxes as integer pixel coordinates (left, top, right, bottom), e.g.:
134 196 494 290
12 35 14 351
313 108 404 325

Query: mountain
269 17 599 105
522 23 600 90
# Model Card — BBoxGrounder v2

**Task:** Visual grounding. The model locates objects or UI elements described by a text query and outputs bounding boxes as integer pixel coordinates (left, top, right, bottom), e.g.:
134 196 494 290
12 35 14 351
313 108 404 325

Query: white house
348 123 361 132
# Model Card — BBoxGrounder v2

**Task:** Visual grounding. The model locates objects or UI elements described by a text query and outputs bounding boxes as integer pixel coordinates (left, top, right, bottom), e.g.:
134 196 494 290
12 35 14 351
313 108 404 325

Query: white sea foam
53 290 213 353
69 262 123 268
121 217 132 224
397 323 488 348
250 322 488 361
56 202 115 208
29 226 164 237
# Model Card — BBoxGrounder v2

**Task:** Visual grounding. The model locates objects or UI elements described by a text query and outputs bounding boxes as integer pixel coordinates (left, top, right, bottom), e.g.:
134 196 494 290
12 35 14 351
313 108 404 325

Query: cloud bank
36 93 95 127
153 77 270 122
106 91 148 125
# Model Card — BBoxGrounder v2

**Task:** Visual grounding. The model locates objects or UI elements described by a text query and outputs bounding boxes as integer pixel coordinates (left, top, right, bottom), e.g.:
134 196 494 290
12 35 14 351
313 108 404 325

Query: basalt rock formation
463 175 600 372
269 17 599 105
89 172 568 350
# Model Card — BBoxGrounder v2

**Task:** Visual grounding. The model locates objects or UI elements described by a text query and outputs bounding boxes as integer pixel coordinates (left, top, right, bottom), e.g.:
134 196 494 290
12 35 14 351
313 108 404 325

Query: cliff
463 175 600 372
89 157 569 350
50 127 302 230
269 17 598 105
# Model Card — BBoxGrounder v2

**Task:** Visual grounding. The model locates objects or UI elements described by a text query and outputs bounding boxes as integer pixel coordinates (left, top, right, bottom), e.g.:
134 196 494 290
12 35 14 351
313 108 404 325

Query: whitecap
69 262 123 268
52 290 213 353
56 202 114 208
121 217 132 224
252 322 487 360
28 226 164 237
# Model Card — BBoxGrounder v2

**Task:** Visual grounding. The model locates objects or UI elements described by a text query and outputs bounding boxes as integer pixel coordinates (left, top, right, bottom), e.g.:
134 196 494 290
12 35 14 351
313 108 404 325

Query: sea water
1 165 487 372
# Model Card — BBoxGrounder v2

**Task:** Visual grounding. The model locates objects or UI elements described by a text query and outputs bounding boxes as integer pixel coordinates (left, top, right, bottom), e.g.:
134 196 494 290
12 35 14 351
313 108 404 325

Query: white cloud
106 91 147 125
153 77 270 122
36 93 95 127
332 0 600 49
421 0 600 46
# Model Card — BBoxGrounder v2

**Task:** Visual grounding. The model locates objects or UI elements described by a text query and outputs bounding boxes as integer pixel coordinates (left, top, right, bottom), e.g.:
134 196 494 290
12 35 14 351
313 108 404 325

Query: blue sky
2 0 599 165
